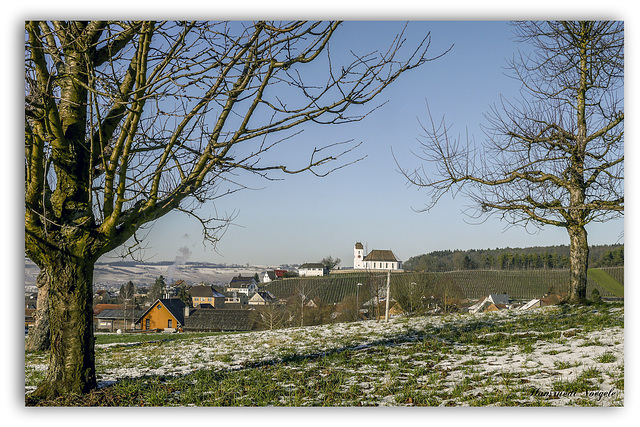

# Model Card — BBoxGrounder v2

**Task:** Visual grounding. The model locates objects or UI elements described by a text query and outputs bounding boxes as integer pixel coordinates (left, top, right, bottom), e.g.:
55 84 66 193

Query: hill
587 269 624 297
403 244 623 272
24 258 269 290
263 267 623 314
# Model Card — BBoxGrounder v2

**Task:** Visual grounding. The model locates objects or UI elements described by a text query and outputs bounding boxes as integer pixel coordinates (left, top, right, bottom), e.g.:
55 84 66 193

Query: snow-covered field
24 258 269 289
25 304 624 406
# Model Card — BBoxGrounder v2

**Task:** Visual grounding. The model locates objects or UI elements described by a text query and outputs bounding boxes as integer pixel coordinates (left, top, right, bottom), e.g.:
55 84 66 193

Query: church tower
354 242 364 269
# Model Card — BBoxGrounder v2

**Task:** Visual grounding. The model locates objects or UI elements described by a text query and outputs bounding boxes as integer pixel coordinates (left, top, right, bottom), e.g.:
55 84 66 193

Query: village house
136 298 187 332
135 298 256 332
298 263 328 277
226 275 259 296
248 290 277 305
467 294 512 314
95 307 144 332
224 293 249 307
189 284 225 308
93 303 125 315
262 269 287 283
353 242 402 270
93 289 115 304
519 294 564 311
163 279 186 298
262 271 276 283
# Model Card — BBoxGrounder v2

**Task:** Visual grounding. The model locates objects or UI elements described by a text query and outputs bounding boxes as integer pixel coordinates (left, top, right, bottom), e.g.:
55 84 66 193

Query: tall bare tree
398 21 623 303
25 20 443 399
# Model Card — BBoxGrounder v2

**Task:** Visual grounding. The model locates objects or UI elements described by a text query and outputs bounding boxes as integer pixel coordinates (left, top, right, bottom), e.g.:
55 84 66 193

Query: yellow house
136 299 186 332
189 285 225 308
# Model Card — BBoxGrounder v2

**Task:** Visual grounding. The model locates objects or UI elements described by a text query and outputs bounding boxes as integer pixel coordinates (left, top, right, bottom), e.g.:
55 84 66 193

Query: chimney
184 306 190 317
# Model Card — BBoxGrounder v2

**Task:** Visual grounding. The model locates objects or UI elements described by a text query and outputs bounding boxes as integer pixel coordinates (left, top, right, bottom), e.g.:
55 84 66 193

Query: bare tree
291 279 315 327
252 302 288 330
321 255 341 270
25 21 444 398
398 21 623 302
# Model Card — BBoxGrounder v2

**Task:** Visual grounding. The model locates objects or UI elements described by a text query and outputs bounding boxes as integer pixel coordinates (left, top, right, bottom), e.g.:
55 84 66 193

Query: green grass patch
587 268 624 297
25 304 624 407
95 331 233 346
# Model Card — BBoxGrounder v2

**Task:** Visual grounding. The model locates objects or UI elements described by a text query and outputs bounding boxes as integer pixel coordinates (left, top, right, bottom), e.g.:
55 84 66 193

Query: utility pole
356 283 362 321
385 270 390 323
410 282 416 315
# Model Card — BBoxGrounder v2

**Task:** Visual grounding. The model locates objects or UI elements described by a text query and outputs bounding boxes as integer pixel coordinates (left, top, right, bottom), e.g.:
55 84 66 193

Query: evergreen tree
151 276 166 301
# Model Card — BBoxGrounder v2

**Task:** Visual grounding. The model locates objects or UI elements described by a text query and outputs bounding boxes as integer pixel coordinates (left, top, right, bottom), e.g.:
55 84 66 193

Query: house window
145 319 150 329
168 319 172 328
157 304 162 309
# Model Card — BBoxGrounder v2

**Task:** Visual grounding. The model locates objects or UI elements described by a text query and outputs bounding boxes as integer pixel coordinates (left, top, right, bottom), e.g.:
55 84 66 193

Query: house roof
136 298 186 326
96 308 144 319
94 304 124 315
363 249 400 262
520 299 541 310
468 296 501 313
488 294 510 305
189 285 226 298
299 263 324 269
229 276 256 287
184 309 254 331
249 290 276 302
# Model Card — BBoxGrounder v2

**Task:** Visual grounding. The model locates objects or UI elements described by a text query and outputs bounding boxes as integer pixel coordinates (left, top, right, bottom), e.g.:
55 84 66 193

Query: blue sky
103 20 625 267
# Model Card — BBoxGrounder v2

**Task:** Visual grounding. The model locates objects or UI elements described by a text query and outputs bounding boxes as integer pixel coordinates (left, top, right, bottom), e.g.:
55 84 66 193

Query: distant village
24 242 571 335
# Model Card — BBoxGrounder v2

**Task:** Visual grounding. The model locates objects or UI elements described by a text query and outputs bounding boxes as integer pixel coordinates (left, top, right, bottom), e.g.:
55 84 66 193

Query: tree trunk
31 256 97 399
25 269 50 352
568 225 589 302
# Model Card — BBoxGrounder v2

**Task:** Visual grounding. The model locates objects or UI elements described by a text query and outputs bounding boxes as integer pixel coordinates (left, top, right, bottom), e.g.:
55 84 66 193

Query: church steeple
354 242 364 269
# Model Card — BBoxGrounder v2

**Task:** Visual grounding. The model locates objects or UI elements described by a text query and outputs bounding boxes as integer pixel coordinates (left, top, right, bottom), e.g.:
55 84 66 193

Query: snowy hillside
24 258 272 289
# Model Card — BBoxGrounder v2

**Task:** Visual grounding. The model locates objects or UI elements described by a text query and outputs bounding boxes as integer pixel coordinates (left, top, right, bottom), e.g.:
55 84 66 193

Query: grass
587 268 624 297
25 303 624 407
95 330 233 346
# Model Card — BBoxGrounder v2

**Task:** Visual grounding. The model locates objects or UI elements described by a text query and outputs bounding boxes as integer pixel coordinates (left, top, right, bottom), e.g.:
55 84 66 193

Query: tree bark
25 269 50 352
31 256 97 399
568 225 589 302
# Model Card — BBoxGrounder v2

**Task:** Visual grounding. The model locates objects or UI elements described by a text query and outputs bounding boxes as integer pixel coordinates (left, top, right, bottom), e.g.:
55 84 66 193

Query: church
353 242 402 271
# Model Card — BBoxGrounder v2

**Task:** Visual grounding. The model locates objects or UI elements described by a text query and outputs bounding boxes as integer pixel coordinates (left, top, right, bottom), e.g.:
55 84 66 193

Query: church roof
355 242 364 249
363 249 400 262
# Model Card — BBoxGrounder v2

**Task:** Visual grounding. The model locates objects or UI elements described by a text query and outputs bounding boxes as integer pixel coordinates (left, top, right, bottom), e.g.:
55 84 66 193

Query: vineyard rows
262 267 624 305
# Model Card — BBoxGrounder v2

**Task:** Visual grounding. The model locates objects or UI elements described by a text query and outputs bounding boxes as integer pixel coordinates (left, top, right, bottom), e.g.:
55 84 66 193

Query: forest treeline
403 244 624 272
